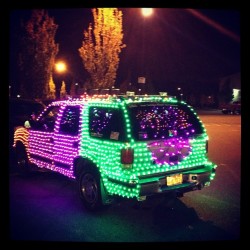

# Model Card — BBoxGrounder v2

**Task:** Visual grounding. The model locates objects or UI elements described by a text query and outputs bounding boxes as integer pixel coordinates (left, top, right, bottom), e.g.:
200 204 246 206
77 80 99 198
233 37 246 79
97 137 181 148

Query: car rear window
128 103 203 141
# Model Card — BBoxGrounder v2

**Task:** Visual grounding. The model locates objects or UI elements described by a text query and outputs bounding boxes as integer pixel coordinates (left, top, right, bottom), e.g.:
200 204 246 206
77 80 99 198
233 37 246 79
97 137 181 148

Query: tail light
121 148 134 165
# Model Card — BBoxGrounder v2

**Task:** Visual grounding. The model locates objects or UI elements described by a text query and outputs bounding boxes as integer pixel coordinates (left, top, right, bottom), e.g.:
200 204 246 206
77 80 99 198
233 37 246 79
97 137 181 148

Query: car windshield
128 103 203 141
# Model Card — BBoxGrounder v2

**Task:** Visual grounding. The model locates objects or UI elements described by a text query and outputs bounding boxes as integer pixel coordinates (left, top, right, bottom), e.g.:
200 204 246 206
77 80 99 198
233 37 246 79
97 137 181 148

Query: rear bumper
106 164 216 199
138 166 216 198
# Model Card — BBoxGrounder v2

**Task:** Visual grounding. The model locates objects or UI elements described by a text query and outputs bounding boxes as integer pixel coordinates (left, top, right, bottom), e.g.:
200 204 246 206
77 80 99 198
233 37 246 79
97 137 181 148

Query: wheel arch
73 156 100 180
73 156 112 207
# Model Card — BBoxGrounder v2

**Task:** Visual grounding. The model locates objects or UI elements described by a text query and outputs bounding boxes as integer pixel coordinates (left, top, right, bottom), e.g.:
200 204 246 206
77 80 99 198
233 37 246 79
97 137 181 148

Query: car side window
59 106 80 135
35 106 60 132
89 107 125 141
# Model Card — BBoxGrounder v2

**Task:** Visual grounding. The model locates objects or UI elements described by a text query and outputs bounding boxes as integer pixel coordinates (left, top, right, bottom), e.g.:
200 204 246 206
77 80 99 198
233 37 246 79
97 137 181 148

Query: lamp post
138 8 153 94
54 61 67 99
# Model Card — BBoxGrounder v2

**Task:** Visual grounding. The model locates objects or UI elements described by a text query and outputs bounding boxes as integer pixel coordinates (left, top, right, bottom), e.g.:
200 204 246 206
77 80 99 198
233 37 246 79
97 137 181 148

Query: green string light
79 96 216 199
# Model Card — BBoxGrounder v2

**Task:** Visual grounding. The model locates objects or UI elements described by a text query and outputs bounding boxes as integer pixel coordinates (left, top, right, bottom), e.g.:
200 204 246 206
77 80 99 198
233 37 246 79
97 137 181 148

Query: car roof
48 95 180 107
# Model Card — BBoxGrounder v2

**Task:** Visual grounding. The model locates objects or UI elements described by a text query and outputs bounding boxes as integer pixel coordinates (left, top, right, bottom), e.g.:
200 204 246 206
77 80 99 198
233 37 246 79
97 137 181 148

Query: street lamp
138 8 153 94
141 8 153 17
55 61 67 73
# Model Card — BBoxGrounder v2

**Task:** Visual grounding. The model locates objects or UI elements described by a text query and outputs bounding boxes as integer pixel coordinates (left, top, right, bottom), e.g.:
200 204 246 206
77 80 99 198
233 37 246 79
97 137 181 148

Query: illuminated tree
60 81 67 99
48 75 56 99
79 8 126 89
19 9 59 100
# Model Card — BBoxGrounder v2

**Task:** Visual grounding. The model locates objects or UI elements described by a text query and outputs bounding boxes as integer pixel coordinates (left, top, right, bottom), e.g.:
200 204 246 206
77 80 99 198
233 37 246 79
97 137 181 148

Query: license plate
166 174 183 186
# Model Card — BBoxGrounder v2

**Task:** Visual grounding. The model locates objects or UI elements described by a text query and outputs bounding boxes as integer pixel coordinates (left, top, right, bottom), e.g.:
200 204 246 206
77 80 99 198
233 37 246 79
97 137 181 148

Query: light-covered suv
13 94 217 211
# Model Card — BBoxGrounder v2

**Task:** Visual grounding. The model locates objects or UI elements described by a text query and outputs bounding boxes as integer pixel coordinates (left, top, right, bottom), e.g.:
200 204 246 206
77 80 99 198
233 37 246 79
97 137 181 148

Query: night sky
9 7 241 96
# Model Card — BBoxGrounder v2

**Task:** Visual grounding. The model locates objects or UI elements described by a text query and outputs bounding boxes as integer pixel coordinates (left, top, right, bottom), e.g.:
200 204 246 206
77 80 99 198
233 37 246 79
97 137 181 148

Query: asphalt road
7 112 242 244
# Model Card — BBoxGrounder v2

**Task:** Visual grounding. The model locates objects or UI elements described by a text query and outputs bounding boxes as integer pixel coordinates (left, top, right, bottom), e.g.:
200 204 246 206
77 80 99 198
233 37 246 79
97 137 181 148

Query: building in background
218 72 241 107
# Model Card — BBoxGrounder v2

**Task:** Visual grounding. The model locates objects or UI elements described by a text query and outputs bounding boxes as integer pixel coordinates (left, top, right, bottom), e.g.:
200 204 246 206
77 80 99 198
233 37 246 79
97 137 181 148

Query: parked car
9 98 45 154
13 93 217 211
221 101 241 115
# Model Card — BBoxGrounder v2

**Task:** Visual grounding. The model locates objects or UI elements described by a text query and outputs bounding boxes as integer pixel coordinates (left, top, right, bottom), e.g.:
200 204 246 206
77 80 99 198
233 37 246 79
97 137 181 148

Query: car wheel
15 143 30 174
78 166 103 211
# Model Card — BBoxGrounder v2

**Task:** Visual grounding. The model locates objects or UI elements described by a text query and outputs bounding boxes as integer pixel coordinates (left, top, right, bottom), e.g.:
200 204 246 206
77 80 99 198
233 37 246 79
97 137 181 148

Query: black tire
15 143 31 174
78 166 103 211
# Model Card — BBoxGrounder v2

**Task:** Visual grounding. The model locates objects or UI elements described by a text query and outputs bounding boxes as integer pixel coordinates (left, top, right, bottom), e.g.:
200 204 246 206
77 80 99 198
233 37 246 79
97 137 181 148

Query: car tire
78 165 103 211
15 143 31 174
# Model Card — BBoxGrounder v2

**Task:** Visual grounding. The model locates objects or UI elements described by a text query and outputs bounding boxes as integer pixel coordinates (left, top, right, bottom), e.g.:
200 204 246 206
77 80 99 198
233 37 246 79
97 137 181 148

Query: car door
28 105 60 170
53 105 81 178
